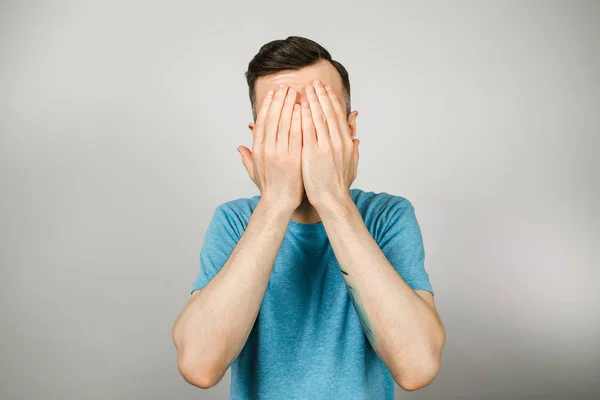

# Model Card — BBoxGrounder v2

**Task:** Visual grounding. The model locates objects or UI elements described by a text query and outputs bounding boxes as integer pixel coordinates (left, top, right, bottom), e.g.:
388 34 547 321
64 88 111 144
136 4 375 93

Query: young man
172 36 445 399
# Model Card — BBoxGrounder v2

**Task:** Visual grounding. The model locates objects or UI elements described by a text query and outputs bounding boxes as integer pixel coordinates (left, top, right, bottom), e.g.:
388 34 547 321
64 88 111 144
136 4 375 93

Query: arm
299 80 444 391
172 199 295 388
172 83 304 388
316 197 445 391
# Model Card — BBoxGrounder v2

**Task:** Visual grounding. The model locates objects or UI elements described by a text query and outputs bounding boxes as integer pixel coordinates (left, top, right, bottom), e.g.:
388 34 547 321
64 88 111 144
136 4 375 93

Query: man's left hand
300 80 360 209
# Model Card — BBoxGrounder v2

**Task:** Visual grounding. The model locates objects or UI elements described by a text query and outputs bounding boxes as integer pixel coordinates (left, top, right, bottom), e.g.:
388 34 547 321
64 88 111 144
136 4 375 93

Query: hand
238 84 304 210
300 80 359 208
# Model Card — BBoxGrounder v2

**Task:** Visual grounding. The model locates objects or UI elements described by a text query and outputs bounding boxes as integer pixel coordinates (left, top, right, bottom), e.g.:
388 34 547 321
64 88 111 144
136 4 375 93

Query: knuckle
330 140 342 152
321 144 333 155
263 147 274 158
284 96 295 106
265 115 277 125
278 116 290 129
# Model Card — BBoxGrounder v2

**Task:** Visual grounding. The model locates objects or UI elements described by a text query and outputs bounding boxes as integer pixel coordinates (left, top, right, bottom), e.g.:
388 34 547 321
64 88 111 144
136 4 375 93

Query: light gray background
1 1 598 399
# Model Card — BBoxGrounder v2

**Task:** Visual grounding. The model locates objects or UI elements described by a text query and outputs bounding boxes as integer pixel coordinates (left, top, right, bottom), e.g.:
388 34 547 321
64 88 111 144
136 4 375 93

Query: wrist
311 189 353 213
258 194 298 216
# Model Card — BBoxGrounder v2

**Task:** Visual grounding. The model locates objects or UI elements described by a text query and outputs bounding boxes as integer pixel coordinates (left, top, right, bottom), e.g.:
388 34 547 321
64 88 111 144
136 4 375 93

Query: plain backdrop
1 1 598 399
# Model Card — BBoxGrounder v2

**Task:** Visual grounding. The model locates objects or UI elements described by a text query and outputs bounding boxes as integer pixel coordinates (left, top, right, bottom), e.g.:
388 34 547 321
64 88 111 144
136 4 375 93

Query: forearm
173 198 294 386
316 195 443 386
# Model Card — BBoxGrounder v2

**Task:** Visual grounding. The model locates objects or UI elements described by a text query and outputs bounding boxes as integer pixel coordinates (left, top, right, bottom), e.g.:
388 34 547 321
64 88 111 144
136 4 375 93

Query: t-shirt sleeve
191 204 241 294
377 199 434 296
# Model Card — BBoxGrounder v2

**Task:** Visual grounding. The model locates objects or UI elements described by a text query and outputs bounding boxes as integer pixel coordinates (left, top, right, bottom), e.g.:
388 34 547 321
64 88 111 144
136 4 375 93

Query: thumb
237 146 254 180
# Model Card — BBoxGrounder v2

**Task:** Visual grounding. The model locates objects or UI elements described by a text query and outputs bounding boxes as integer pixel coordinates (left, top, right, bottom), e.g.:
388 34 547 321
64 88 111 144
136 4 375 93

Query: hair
244 36 351 122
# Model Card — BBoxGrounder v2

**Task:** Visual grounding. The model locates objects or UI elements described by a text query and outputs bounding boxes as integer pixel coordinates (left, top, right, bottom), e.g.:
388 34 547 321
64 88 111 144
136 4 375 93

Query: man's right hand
238 84 304 210
176 94 304 385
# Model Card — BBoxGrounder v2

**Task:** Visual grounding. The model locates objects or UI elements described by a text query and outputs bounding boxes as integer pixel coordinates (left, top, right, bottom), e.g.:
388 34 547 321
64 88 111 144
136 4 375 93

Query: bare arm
316 198 445 391
299 80 445 391
172 83 304 388
172 199 294 388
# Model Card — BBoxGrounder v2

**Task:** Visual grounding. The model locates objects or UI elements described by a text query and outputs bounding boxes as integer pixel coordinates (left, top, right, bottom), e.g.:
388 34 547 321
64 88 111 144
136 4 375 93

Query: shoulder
350 188 418 241
214 194 260 217
209 194 261 235
350 188 414 218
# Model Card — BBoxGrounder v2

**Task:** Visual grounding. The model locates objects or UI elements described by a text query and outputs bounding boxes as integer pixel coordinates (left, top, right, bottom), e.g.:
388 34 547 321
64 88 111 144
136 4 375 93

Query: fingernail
313 80 323 87
302 101 309 109
306 85 315 94
325 85 333 92
278 83 286 91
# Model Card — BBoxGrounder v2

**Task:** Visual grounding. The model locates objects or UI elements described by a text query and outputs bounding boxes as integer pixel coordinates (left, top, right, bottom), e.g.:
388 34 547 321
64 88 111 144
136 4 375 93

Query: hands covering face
238 80 359 210
300 80 359 208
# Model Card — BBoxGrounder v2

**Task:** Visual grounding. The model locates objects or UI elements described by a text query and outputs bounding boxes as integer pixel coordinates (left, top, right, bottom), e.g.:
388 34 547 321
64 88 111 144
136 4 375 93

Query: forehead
254 59 345 104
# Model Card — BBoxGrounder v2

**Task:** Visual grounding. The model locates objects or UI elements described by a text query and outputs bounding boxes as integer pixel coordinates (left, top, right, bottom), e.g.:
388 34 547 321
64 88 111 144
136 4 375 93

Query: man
172 36 445 399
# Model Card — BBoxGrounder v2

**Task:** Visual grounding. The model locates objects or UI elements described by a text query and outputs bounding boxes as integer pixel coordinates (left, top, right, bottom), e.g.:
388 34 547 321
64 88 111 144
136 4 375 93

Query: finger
305 84 330 147
301 100 316 147
253 89 275 148
325 85 352 140
290 103 302 152
264 84 289 152
312 80 342 149
277 87 296 152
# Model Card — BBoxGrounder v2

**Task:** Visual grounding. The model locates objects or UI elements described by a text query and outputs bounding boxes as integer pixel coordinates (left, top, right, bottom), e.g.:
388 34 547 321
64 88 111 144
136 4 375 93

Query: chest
267 236 347 304
257 235 362 341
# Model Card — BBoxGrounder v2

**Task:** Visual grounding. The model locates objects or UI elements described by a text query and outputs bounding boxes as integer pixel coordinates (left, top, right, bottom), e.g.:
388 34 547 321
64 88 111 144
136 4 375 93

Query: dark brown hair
245 36 351 122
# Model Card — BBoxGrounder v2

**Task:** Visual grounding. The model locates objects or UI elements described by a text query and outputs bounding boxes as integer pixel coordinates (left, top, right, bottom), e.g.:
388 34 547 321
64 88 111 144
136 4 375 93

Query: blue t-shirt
191 188 434 399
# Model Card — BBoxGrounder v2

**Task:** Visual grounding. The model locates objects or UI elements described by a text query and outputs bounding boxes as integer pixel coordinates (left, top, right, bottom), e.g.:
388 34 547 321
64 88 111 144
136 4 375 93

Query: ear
347 110 359 138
